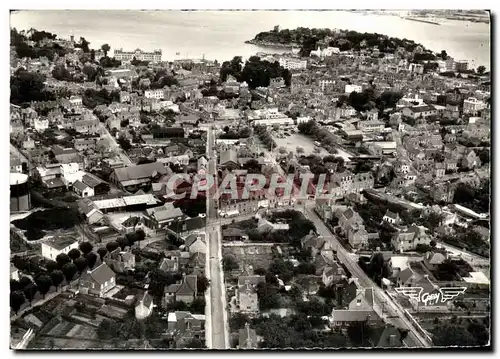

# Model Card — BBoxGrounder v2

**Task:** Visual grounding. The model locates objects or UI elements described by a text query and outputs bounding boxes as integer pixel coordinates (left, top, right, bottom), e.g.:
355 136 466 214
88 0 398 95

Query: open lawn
222 243 276 277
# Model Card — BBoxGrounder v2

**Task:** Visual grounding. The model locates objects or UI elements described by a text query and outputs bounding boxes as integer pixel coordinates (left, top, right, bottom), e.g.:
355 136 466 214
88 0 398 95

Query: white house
345 84 362 94
144 89 165 100
184 232 207 254
73 180 95 197
41 237 79 260
135 292 154 319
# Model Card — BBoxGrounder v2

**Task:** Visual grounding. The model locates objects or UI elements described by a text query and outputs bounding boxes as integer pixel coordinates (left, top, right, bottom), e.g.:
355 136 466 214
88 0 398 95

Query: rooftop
43 236 78 250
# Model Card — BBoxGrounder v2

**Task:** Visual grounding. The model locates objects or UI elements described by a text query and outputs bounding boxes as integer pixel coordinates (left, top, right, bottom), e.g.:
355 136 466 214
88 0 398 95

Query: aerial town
9 22 490 350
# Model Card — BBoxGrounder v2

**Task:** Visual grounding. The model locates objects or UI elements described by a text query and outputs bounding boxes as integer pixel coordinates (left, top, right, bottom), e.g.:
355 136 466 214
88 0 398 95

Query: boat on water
400 16 441 26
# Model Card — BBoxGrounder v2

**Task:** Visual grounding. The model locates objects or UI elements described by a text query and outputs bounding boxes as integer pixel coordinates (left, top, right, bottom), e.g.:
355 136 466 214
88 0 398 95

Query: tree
222 255 239 271
74 257 89 273
12 256 29 271
23 284 38 305
101 44 111 57
278 146 287 155
62 262 78 282
85 252 98 269
45 260 58 273
19 276 32 289
440 50 448 60
56 253 71 268
467 321 489 346
433 324 477 346
477 65 486 75
135 229 146 246
50 270 64 291
296 146 305 155
184 338 204 349
313 147 321 155
97 247 108 260
97 319 120 340
189 297 206 314
197 275 210 294
10 292 25 314
79 242 93 255
106 241 119 252
68 248 81 260
10 279 21 292
117 237 129 250
35 275 52 299
347 320 373 347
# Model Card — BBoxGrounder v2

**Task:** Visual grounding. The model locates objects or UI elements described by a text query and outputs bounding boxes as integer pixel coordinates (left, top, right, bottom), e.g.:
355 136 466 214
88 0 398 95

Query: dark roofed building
110 162 168 190
165 274 198 304
78 263 116 297
82 173 110 195
238 323 259 349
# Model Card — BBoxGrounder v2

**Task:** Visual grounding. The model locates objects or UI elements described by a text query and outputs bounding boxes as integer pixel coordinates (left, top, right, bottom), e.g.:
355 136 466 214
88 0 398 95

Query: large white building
278 57 307 70
345 84 362 94
113 48 162 63
144 89 165 100
463 97 487 115
41 237 79 260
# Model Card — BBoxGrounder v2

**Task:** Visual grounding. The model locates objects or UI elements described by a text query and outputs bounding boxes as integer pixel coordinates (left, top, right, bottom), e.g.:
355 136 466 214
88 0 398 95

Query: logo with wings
394 287 467 306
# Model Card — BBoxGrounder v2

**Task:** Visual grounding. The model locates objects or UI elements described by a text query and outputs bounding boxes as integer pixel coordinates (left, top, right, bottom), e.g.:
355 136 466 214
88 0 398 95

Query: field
222 243 277 277
272 132 330 156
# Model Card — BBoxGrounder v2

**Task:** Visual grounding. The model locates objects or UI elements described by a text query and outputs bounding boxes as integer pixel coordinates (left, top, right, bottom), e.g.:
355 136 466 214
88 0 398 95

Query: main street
304 205 433 348
205 124 229 349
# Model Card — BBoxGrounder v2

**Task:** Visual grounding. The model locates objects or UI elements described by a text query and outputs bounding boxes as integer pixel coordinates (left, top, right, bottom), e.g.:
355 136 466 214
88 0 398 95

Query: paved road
205 124 229 349
99 123 133 166
304 206 433 348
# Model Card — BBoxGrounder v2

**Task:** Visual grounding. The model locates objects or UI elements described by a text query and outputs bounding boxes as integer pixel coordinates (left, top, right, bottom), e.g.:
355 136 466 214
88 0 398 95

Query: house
434 162 446 178
236 276 265 314
78 199 105 224
300 232 330 259
41 237 79 261
78 263 116 297
222 227 248 241
146 204 185 228
74 118 100 134
423 251 447 271
159 256 179 272
164 274 198 304
392 225 432 252
135 291 154 320
322 262 346 287
219 149 239 170
346 224 369 249
382 210 401 226
338 208 364 234
461 150 481 170
238 323 259 349
184 232 206 254
330 288 381 327
167 311 205 348
375 325 404 348
402 105 437 119
81 173 110 196
197 156 208 172
110 162 168 191
396 266 420 287
72 179 94 197
104 248 136 273
52 145 82 165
